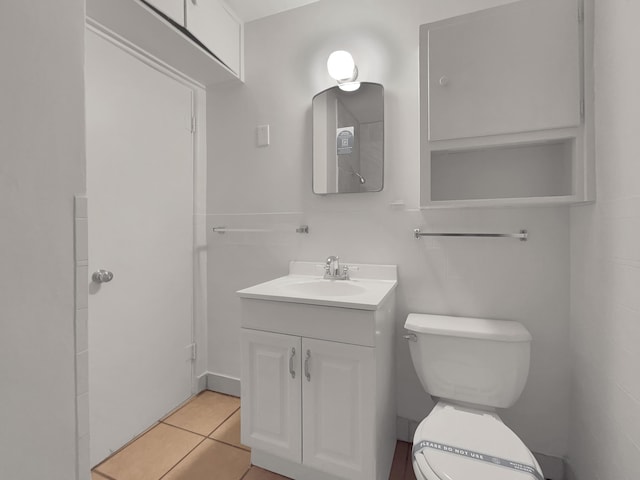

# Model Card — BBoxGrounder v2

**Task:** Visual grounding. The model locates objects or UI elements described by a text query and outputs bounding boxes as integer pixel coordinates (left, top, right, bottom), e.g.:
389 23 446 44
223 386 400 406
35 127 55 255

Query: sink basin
285 280 367 297
237 261 397 310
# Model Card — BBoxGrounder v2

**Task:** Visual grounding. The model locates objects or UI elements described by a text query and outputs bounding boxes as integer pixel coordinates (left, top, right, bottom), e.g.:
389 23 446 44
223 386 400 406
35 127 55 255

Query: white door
302 338 375 480
86 31 195 466
427 0 581 141
241 329 302 463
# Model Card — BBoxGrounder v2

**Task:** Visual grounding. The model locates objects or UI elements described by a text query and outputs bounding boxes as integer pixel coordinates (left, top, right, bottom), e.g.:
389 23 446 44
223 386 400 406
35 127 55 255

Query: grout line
239 465 253 480
159 420 208 438
209 437 251 453
92 470 118 480
208 406 241 437
158 436 208 480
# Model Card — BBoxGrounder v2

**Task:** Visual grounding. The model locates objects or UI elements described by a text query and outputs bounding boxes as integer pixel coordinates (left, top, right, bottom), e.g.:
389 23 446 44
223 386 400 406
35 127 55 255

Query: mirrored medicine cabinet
312 82 384 194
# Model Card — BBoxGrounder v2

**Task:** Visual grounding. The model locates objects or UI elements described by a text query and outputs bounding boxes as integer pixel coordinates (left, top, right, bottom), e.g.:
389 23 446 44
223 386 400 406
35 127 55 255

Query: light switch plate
257 124 270 147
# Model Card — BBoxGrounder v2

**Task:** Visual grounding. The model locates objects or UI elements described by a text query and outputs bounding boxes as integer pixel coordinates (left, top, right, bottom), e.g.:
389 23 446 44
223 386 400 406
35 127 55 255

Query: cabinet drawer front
426 0 581 141
302 338 375 480
241 329 301 463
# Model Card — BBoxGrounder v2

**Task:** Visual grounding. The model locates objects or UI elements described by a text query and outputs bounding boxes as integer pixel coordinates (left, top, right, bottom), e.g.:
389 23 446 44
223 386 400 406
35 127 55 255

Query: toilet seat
412 402 543 480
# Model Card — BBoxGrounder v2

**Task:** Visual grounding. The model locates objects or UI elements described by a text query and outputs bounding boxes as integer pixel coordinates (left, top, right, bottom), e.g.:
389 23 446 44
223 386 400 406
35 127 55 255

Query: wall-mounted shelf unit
87 0 243 85
420 0 594 208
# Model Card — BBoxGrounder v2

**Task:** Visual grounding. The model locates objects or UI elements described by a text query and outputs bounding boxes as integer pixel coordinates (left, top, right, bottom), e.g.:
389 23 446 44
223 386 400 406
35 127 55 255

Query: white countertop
237 261 398 310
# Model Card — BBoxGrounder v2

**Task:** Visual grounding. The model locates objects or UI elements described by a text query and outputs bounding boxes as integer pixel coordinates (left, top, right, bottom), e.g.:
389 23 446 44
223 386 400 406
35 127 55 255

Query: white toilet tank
405 314 532 409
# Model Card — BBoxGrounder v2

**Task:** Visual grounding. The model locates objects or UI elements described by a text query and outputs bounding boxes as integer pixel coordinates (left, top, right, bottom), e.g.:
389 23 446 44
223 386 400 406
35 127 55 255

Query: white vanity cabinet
185 0 242 75
144 0 185 25
238 262 397 480
241 330 376 480
302 338 375 480
241 329 301 464
420 0 595 207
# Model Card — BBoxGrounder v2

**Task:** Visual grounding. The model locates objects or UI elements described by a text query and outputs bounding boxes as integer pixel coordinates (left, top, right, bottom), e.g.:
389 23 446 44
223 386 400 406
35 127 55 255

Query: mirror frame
311 82 384 195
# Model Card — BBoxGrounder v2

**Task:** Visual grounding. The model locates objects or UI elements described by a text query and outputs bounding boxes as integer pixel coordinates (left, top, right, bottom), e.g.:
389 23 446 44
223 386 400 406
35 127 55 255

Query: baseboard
533 452 564 480
196 371 208 393
205 372 241 397
564 460 578 480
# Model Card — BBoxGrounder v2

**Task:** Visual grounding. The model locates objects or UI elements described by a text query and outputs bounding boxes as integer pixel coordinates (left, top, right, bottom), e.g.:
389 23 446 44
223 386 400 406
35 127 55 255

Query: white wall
0 1 85 479
568 0 640 478
207 0 571 458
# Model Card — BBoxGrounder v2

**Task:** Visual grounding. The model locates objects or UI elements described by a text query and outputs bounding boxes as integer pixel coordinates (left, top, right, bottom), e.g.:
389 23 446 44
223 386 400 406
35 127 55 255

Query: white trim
86 18 206 90
206 372 241 397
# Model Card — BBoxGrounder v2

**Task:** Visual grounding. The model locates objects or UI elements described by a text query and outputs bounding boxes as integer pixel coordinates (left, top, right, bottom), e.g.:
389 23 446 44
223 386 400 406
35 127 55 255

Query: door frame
80 19 208 476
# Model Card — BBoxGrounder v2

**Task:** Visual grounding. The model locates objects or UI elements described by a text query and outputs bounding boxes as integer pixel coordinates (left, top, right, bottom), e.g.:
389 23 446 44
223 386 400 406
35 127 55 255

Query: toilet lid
413 403 543 480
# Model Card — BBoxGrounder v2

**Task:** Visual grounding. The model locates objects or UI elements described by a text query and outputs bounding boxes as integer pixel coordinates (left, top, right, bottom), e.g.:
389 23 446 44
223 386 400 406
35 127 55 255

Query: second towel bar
414 229 528 241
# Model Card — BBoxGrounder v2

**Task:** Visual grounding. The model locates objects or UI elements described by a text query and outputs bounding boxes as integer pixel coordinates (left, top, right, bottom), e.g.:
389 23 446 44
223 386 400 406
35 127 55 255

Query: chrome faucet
324 256 349 280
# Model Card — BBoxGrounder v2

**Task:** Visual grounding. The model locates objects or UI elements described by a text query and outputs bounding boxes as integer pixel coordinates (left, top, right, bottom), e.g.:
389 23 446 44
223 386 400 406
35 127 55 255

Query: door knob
92 269 114 283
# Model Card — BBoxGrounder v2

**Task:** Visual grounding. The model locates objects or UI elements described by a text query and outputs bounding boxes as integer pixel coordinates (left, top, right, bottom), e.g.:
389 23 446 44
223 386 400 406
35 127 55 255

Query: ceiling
224 0 321 23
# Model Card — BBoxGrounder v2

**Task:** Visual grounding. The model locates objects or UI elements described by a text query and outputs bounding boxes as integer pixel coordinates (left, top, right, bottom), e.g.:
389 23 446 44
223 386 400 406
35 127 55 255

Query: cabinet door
426 0 581 141
185 0 241 75
302 338 375 480
145 0 185 26
241 329 301 463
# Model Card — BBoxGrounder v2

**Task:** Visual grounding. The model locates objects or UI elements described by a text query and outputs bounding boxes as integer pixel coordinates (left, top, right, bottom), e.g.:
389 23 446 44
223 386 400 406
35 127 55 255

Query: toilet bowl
404 314 543 480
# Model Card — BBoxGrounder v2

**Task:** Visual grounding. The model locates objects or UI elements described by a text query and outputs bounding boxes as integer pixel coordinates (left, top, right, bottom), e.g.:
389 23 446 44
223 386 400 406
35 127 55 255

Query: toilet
404 313 544 480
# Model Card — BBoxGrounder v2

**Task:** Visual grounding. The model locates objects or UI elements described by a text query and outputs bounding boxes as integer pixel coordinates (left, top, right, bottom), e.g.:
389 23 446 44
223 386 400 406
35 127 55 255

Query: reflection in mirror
312 82 384 194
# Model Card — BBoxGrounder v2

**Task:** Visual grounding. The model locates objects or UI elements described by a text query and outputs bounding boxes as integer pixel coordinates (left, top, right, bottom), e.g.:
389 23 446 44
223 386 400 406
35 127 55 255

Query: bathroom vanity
237 261 397 480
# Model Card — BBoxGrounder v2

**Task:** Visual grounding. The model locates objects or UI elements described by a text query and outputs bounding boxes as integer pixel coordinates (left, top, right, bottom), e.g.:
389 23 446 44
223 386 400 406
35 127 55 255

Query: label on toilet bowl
412 440 544 480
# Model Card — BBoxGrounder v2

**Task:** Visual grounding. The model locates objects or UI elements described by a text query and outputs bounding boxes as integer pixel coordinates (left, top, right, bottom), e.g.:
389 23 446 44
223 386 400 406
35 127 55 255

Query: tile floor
91 390 416 480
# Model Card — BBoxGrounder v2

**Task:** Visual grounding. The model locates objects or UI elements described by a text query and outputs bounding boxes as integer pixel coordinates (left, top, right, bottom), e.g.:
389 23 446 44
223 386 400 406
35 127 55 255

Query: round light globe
327 50 356 81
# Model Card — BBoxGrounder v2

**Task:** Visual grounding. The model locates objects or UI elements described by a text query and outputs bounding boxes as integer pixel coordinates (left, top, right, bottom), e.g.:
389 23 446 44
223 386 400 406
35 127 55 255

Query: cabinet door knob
304 350 311 382
439 75 450 86
289 347 296 379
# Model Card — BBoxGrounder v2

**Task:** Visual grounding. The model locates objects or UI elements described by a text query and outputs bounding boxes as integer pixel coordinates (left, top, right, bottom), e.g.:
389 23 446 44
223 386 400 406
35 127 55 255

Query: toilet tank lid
405 314 532 342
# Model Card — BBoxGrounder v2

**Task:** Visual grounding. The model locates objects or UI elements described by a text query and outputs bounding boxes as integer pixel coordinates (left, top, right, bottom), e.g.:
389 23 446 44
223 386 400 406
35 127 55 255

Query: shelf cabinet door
241 329 301 463
425 0 581 141
145 0 185 26
302 338 375 480
185 0 241 75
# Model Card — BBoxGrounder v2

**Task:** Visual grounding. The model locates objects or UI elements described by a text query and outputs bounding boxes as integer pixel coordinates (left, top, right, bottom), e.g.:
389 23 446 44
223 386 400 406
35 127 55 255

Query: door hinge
578 4 584 24
186 343 197 361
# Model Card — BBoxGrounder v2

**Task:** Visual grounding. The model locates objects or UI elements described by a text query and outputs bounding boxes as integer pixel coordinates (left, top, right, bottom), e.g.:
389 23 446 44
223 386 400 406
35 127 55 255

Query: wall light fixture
327 50 360 91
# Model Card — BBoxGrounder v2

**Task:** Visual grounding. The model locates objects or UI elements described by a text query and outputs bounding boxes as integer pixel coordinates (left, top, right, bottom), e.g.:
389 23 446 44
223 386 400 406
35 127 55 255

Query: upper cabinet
87 0 243 84
420 0 594 208
186 0 242 76
145 0 185 26
428 0 581 141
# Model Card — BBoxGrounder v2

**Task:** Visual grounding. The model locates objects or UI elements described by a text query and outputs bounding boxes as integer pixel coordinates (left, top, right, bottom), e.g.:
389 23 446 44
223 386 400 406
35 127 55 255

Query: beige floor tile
209 410 250 451
162 438 250 480
94 423 203 480
241 466 291 480
91 472 110 480
163 391 240 436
